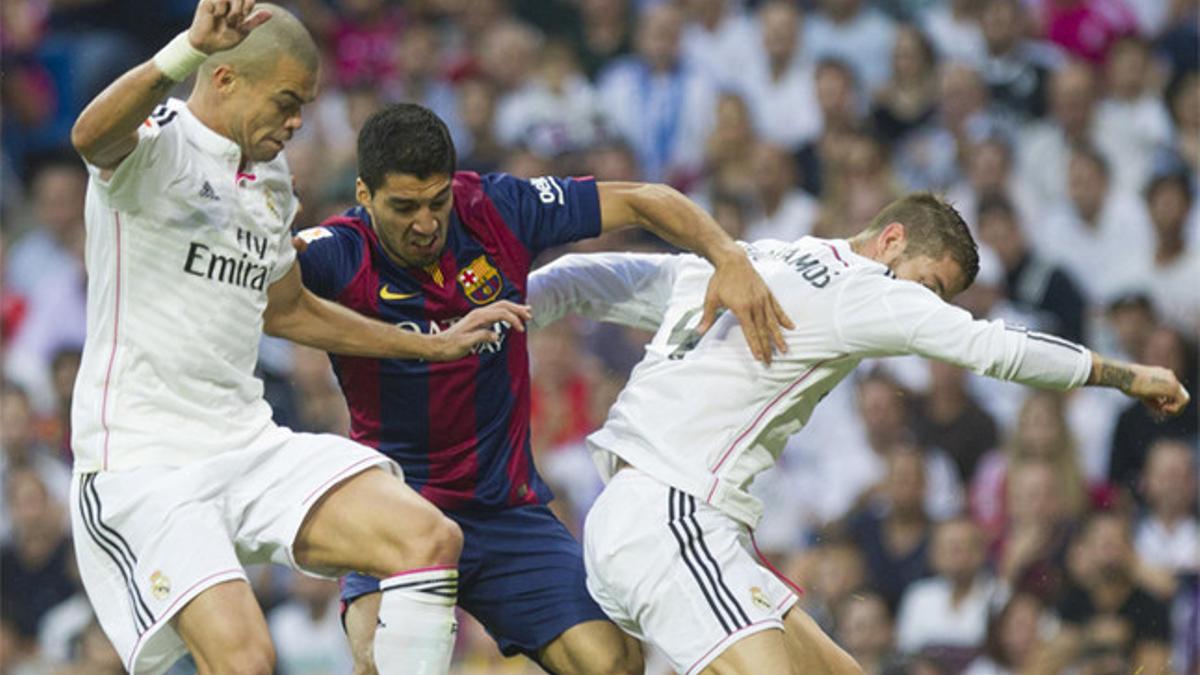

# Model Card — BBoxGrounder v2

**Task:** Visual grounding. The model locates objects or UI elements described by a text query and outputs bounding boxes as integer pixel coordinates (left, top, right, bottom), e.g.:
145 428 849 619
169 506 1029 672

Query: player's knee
417 513 463 565
372 510 461 574
590 648 642 675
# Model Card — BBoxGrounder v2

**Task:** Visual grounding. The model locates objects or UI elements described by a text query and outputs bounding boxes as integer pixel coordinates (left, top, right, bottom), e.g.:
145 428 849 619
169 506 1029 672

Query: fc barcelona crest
457 255 503 305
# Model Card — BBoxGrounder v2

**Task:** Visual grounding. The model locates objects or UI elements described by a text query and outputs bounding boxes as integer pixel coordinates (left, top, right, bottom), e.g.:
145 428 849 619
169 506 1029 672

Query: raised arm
264 263 531 361
527 252 679 331
71 0 270 170
597 182 793 362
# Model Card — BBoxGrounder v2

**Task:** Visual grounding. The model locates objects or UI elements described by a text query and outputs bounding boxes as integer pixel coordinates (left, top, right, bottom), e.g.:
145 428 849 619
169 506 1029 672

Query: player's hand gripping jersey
73 98 300 472
297 172 601 511
530 237 1092 529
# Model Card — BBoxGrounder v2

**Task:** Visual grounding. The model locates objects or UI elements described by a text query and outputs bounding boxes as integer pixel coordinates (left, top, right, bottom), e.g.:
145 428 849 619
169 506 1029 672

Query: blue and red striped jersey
297 171 602 511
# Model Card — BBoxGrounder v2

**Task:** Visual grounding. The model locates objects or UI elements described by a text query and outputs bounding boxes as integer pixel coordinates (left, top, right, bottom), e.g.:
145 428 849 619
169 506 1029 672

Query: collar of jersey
169 97 244 164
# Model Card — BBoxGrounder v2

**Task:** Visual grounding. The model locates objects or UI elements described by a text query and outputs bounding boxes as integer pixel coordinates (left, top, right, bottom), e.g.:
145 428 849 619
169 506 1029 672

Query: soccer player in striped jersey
68 3 529 673
294 103 792 674
522 193 1189 675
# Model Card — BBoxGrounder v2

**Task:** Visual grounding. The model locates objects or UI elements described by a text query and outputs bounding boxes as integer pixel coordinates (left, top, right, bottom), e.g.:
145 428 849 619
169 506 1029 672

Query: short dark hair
357 103 456 194
863 192 980 289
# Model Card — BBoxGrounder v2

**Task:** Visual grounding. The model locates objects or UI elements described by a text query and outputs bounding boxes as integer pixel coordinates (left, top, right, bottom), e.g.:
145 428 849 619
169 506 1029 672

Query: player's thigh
293 467 462 577
174 579 274 675
537 619 643 675
781 606 864 675
343 591 381 675
700 627 791 675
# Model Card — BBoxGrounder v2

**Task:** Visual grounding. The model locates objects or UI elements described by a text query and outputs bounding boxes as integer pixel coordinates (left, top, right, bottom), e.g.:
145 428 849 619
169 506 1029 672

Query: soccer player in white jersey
68 3 532 673
523 193 1190 675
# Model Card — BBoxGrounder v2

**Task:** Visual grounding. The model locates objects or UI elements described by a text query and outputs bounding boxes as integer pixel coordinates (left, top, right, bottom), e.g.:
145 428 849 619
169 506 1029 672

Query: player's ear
878 222 908 264
355 177 372 209
211 64 238 95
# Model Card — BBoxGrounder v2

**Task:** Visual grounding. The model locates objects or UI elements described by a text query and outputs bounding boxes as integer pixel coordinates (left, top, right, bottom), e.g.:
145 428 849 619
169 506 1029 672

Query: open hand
698 255 793 364
188 0 272 55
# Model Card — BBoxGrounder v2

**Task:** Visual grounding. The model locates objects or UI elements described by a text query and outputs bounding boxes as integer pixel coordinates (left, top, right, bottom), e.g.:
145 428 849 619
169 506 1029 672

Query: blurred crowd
2 0 1198 673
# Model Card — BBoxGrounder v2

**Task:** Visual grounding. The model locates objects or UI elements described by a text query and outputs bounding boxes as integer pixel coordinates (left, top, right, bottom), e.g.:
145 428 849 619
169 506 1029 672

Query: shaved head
198 3 318 82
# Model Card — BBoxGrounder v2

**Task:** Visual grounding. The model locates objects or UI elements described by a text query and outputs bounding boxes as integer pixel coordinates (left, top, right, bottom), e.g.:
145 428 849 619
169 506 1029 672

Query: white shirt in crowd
896 574 1004 653
1033 192 1155 306
267 599 353 675
1135 515 1200 574
530 237 1091 529
743 190 819 242
804 5 896 94
1093 95 1173 195
735 47 822 150
74 97 299 472
680 5 758 90
920 4 986 67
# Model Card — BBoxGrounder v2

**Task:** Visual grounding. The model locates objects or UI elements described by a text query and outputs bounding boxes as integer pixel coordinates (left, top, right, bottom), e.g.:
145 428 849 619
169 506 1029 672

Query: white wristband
153 32 208 81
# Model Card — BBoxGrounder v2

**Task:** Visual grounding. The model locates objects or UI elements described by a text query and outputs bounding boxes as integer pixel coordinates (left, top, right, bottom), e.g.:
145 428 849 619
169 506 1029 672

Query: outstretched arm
264 263 531 361
1087 354 1189 416
838 278 1190 413
527 252 679 331
598 182 793 362
71 0 270 170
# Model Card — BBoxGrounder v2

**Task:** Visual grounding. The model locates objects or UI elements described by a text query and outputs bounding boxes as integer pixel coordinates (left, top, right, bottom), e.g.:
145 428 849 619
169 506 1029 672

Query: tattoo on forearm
1095 360 1136 391
151 75 175 93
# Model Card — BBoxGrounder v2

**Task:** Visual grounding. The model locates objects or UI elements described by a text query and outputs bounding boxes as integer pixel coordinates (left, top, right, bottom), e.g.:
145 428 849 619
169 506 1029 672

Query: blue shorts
341 503 608 657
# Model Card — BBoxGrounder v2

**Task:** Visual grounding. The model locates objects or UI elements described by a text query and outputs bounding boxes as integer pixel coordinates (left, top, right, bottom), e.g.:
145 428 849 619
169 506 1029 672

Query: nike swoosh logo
380 286 419 301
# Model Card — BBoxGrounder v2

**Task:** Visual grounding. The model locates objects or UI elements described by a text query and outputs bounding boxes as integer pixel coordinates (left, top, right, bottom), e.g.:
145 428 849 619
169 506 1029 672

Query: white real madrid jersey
530 238 1092 529
73 98 299 472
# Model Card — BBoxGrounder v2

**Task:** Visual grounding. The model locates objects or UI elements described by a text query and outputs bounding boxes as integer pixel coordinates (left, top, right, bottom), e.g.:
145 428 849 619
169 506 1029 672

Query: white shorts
69 425 396 674
583 468 799 675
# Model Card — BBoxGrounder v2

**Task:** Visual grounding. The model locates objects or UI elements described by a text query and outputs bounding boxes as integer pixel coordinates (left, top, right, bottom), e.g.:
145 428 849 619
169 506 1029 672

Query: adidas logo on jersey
198 181 220 201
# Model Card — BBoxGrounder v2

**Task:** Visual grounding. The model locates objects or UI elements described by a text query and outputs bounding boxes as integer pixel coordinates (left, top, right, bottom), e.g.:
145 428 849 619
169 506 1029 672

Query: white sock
373 566 459 675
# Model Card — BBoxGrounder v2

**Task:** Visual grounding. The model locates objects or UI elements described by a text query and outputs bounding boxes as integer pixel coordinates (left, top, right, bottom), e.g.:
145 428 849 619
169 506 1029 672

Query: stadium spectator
1104 293 1158 362
816 131 902 238
895 62 993 192
679 0 756 90
995 459 1076 603
1166 71 1200 183
1038 511 1173 675
972 391 1089 539
912 360 999 483
794 58 864 198
895 517 1001 660
494 39 606 157
804 0 897 94
963 592 1048 675
834 591 899 675
4 154 86 297
856 372 965 520
294 0 403 89
0 468 76 641
597 3 717 186
870 23 938 142
1035 145 1154 306
920 0 987 66
743 143 818 242
792 535 868 633
1134 439 1199 576
944 135 1037 227
1094 37 1173 195
976 192 1087 343
697 92 760 207
571 0 633 80
267 574 353 675
455 76 506 174
0 386 70 541
1017 60 1102 211
737 1 821 151
382 22 460 139
1109 325 1199 493
1141 171 1200 334
844 444 935 611
978 0 1061 122
49 618 123 675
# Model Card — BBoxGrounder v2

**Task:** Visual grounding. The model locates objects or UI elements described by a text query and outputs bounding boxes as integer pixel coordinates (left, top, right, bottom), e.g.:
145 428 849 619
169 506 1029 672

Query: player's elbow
70 119 99 163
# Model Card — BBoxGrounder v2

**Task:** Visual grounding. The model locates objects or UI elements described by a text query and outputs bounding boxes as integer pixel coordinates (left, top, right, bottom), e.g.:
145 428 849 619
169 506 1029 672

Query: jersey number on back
665 306 721 360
